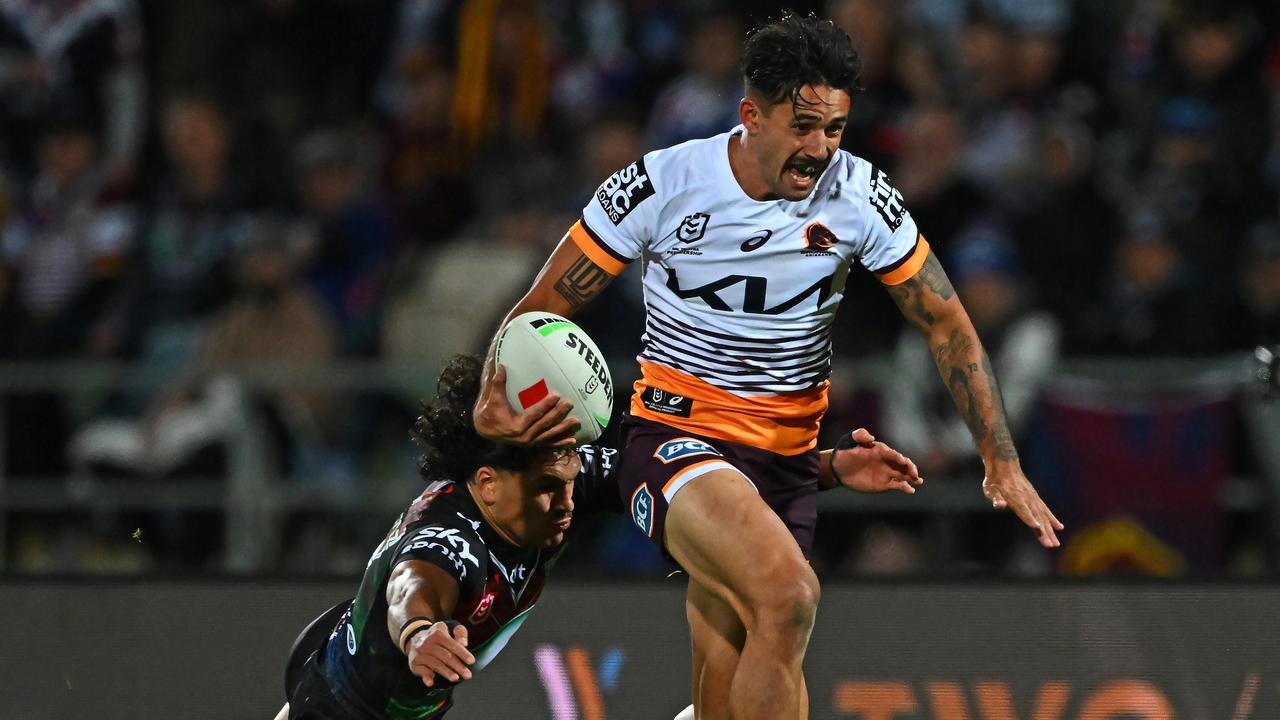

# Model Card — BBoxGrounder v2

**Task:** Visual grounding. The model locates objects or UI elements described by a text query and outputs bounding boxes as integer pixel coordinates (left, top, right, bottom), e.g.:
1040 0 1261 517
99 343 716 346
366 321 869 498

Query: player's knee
745 562 819 640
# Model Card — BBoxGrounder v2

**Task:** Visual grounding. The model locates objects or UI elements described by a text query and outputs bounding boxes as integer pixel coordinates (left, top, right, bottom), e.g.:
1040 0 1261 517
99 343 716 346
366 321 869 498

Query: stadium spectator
1080 206 1218 355
1 109 133 357
0 107 133 479
1014 117 1117 352
1236 220 1280 347
69 215 337 565
0 0 145 191
293 129 393 357
382 207 558 369
381 53 476 249
646 11 743 148
96 92 244 373
830 0 913 169
155 0 394 203
449 0 551 153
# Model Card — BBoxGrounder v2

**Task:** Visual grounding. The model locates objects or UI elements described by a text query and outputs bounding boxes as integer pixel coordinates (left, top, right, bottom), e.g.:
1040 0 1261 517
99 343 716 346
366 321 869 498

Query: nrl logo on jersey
597 158 655 225
676 213 710 243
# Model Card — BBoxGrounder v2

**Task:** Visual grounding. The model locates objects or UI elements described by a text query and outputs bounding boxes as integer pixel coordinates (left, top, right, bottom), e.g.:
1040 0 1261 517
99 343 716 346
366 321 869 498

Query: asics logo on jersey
653 438 723 464
740 229 772 252
664 267 837 315
869 167 906 230
597 159 655 225
676 213 710 243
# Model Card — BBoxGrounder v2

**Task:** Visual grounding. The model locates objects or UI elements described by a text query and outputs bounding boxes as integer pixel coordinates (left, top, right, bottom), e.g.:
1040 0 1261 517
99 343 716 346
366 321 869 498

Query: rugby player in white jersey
474 13 1063 719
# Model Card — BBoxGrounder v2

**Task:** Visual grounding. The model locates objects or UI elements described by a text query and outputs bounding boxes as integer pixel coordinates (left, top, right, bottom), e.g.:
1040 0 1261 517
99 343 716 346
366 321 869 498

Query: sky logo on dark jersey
630 484 654 536
597 158 655 225
653 437 722 464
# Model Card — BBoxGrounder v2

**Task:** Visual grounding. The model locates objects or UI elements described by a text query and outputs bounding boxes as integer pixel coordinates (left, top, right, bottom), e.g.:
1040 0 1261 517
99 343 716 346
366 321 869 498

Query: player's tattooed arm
886 251 1017 462
553 255 613 308
885 251 1062 546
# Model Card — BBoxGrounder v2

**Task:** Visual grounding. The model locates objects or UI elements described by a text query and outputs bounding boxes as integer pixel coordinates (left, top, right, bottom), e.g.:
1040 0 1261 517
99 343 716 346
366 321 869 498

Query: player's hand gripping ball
495 312 613 444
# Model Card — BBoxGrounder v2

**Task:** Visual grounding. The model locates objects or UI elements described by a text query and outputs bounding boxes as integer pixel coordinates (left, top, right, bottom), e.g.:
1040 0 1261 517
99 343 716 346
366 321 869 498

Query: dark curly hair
410 355 563 484
741 12 862 105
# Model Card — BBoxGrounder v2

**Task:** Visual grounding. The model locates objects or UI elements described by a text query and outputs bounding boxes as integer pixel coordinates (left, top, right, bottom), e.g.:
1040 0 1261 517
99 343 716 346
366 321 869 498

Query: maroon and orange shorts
615 415 821 558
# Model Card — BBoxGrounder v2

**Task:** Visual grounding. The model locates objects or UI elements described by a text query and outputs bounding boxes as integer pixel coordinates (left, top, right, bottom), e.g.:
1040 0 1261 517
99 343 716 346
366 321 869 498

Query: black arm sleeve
574 445 624 515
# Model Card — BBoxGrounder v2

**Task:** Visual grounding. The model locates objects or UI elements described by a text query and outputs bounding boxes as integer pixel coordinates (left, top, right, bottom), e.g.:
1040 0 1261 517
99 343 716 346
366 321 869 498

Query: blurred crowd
1 0 1278 575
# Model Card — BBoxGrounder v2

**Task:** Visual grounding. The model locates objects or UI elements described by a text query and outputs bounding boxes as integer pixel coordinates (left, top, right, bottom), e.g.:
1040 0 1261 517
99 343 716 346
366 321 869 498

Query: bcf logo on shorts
630 485 654 536
653 437 722 464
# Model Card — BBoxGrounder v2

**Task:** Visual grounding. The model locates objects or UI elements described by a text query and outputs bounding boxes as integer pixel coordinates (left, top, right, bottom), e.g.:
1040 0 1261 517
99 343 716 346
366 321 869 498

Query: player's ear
739 96 761 134
472 466 501 505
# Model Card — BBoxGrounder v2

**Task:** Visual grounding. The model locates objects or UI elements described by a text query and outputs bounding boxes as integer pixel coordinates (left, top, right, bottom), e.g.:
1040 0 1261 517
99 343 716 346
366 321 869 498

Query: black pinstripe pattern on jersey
640 339 833 392
647 305 831 349
644 316 831 369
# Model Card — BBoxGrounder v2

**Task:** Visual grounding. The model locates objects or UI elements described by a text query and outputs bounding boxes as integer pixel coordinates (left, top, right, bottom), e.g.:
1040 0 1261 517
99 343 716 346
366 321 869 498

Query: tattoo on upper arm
917 253 955 300
886 253 954 330
554 256 611 307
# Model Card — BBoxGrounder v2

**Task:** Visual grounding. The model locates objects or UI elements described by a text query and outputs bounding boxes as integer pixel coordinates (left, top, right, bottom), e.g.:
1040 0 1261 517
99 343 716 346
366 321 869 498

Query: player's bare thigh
663 467 819 632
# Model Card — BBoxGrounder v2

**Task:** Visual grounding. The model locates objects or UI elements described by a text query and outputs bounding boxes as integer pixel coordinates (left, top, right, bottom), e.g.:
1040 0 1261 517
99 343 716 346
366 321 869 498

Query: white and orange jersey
571 127 928 455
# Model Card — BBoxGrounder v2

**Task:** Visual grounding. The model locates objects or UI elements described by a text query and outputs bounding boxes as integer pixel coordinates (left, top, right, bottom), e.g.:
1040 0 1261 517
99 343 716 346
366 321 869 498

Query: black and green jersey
313 445 620 719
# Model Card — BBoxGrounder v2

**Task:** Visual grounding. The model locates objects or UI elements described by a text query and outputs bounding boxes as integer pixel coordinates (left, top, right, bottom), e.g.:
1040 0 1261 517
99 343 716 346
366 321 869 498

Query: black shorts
615 415 821 558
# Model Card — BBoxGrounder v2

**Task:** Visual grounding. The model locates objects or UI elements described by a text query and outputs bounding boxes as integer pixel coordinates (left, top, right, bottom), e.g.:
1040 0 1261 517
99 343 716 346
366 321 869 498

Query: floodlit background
3 1 1280 717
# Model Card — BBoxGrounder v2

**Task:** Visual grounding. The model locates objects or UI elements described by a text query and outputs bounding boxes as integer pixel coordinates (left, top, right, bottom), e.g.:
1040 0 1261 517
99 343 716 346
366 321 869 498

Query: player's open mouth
785 161 821 186
556 516 572 531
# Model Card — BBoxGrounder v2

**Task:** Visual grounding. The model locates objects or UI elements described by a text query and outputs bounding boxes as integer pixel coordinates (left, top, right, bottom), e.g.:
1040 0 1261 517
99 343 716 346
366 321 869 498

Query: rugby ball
494 312 613 444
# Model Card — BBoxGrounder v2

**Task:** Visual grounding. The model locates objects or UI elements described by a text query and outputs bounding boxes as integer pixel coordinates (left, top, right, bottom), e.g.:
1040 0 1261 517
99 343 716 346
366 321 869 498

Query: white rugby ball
494 312 613 444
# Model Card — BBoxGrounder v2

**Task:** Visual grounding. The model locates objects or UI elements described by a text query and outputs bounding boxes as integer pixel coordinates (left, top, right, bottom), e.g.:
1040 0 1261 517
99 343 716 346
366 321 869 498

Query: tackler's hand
406 621 475 689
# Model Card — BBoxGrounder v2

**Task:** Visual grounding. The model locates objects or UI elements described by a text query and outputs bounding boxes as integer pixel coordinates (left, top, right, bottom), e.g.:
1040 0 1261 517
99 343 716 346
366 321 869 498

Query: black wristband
825 432 859 490
399 615 434 636
401 621 434 650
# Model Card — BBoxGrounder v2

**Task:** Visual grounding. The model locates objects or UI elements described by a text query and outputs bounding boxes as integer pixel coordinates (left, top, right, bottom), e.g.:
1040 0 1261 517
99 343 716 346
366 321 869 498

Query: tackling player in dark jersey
275 355 621 719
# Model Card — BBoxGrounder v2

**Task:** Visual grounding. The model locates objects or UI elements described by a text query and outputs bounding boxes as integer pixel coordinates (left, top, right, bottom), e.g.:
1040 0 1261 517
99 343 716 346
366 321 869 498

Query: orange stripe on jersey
568 220 627 276
877 235 931 286
630 361 828 456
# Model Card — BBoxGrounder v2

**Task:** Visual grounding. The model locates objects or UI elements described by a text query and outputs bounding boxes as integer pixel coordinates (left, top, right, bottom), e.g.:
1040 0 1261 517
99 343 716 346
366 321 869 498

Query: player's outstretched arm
386 560 476 688
885 250 1064 547
474 232 616 445
819 428 923 494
